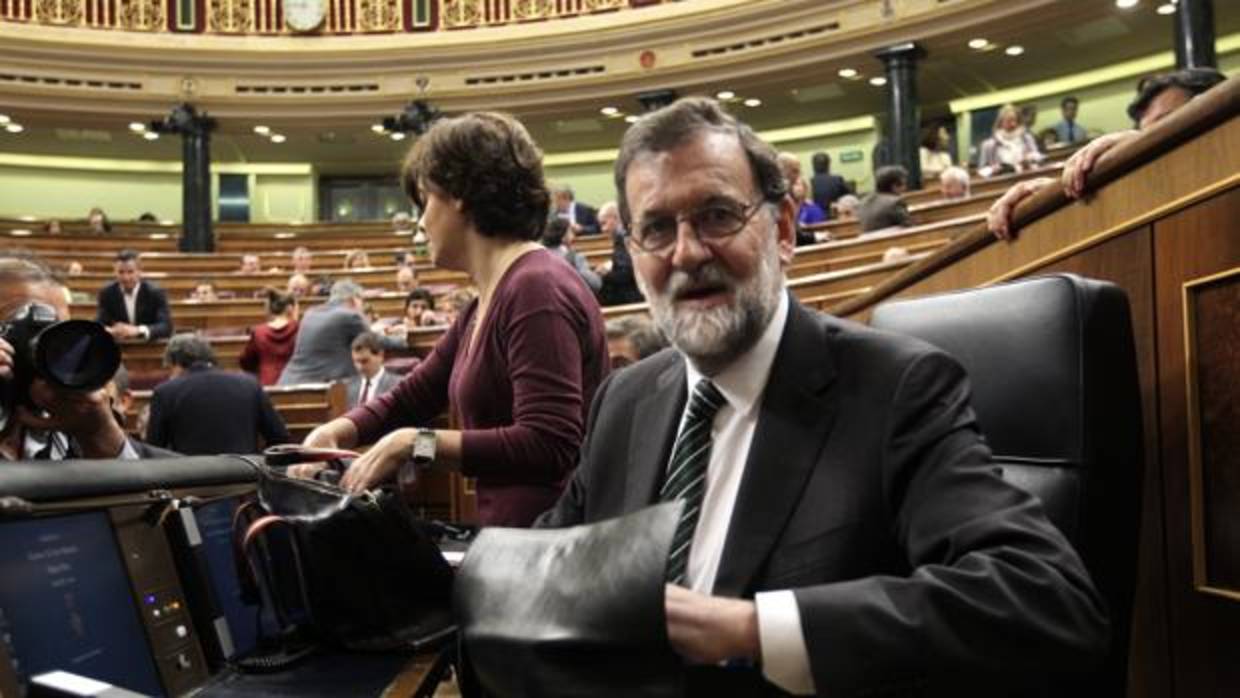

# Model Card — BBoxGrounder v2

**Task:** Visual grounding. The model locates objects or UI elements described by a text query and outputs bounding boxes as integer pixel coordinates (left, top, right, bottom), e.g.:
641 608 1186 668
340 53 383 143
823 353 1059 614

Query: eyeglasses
629 198 767 254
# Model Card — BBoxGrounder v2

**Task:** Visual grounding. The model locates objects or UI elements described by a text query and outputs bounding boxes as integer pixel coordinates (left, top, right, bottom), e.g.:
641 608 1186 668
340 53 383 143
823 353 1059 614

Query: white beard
638 233 784 374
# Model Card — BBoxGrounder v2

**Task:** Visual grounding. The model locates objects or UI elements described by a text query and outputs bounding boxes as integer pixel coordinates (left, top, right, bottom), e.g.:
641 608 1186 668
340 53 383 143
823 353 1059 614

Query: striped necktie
660 378 726 585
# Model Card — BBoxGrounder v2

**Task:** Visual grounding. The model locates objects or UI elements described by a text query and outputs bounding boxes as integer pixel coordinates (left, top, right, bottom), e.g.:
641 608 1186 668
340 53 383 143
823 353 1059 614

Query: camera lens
32 320 121 391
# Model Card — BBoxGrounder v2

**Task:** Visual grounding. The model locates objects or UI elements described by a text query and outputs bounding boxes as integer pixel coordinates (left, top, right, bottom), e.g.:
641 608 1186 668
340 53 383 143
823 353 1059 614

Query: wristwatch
411 428 437 466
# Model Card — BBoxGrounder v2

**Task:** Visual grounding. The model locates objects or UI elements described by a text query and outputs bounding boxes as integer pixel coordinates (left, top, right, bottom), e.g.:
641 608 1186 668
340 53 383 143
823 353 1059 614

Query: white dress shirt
674 291 815 694
358 367 385 405
121 282 150 340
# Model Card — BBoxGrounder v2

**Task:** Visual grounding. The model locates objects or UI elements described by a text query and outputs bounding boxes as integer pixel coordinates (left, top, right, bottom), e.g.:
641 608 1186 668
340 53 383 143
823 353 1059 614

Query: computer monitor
192 498 261 659
0 511 164 696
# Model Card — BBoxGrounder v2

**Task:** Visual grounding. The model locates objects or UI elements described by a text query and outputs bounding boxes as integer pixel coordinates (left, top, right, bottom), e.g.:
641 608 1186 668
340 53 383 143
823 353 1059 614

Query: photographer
0 257 159 460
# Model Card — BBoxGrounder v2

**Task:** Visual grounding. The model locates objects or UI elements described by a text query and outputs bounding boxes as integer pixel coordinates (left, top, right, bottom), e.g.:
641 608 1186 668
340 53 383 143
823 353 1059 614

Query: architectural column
874 42 927 189
1174 0 1216 69
152 104 216 252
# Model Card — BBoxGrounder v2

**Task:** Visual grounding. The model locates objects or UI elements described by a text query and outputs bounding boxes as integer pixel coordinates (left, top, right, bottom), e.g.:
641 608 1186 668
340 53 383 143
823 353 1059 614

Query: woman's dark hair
404 287 436 311
264 287 296 316
401 112 550 241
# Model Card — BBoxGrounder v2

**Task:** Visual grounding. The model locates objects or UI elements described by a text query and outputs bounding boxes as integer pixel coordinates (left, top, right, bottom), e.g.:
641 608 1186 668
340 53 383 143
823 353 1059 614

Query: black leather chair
870 273 1143 696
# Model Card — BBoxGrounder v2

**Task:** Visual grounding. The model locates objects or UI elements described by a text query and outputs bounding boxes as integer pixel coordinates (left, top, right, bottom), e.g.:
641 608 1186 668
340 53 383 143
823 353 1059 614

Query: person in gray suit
344 331 402 408
277 280 368 385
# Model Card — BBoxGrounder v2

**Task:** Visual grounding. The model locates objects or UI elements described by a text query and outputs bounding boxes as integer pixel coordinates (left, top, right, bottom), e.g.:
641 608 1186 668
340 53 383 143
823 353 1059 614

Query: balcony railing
0 0 660 33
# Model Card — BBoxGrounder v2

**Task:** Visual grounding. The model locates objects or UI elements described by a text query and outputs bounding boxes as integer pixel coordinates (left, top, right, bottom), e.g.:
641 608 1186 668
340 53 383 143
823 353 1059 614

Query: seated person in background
536 96 1107 696
44 219 62 234
395 265 416 293
278 280 368 385
346 332 401 408
919 124 954 181
595 200 644 306
189 278 218 302
391 211 414 235
552 183 601 236
0 257 163 459
344 249 372 270
401 288 441 328
393 249 414 268
978 103 1044 176
857 165 912 232
989 66 1226 239
291 246 313 274
791 178 826 226
809 151 849 217
1052 96 1089 145
440 286 478 326
65 260 83 276
137 212 158 223
939 165 971 200
147 334 290 455
240 287 300 386
95 249 172 341
87 206 111 234
777 152 815 246
295 111 609 528
287 272 311 298
604 314 666 368
831 193 860 221
239 254 261 274
542 218 602 293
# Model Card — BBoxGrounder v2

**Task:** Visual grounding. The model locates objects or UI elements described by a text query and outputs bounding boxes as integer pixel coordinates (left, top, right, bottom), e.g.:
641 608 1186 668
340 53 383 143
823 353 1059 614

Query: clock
285 0 327 33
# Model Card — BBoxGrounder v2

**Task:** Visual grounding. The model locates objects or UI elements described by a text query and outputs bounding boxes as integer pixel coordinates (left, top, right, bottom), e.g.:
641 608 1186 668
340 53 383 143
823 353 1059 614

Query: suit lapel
713 301 839 597
621 357 687 514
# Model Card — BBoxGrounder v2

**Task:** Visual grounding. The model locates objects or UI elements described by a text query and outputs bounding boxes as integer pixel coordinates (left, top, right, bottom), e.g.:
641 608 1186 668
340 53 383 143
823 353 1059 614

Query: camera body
0 302 121 413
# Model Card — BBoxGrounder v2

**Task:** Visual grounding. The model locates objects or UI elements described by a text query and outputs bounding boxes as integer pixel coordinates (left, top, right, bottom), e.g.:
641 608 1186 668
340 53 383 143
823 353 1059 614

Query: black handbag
239 462 455 653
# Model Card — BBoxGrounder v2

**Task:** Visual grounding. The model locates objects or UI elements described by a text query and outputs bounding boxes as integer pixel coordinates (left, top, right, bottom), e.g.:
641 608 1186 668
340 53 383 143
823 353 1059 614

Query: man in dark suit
95 249 172 341
537 98 1107 696
857 164 912 232
345 332 401 408
809 152 849 217
552 184 601 236
147 334 289 455
596 201 644 306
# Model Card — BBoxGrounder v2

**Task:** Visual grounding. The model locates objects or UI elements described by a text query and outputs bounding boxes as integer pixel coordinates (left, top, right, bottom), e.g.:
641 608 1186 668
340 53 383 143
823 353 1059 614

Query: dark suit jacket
810 173 849 214
95 280 172 340
570 202 600 236
599 230 643 306
147 365 290 455
539 299 1107 696
277 302 367 385
857 191 911 232
345 369 402 408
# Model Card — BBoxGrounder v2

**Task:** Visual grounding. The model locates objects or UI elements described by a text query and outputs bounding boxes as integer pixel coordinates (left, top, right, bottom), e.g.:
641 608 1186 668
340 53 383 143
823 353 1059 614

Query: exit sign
839 150 864 163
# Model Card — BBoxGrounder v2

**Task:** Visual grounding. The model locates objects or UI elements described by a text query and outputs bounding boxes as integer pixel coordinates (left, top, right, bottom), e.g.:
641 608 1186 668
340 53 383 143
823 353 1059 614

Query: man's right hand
1060 130 1137 199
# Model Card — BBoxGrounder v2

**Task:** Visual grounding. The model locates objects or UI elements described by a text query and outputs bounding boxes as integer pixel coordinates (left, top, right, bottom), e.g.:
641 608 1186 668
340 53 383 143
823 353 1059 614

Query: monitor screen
0 511 164 696
194 498 261 658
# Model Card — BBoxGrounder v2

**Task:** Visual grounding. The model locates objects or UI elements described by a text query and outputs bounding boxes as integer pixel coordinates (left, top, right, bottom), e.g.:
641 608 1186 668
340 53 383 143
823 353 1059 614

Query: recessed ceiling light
968 38 989 50
371 124 386 134
0 114 10 124
128 122 146 132
270 134 286 143
716 90 736 100
1115 0 1139 8
142 131 158 140
837 68 858 79
6 124 25 133
743 98 762 107
600 106 619 116
869 76 888 87
253 125 271 135
390 132 407 141
1156 2 1175 13
624 115 640 124
1005 45 1025 56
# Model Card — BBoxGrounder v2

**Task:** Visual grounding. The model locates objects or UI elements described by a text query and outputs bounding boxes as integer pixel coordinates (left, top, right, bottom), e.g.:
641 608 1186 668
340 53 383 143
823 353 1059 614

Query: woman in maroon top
296 112 609 527
239 287 300 385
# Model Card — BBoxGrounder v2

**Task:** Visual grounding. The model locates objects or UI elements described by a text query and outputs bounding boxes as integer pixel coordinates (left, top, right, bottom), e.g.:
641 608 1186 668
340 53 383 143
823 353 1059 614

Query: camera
0 302 121 412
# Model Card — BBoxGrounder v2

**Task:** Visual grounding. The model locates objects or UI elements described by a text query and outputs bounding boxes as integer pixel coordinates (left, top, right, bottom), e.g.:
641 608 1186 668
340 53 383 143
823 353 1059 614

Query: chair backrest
870 273 1143 695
